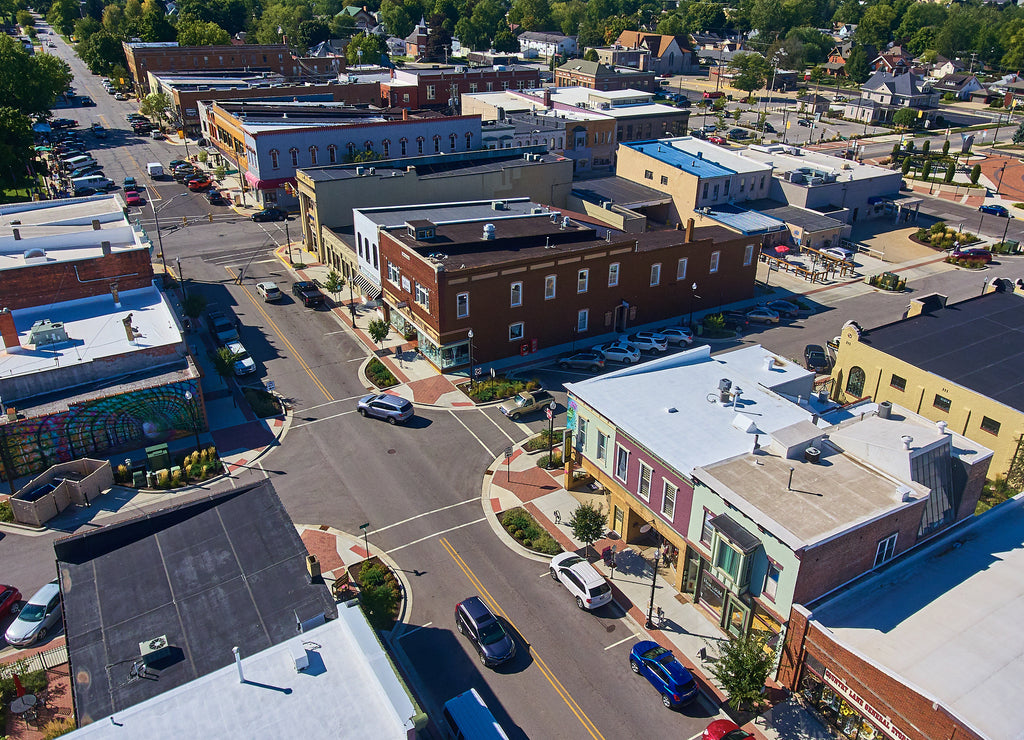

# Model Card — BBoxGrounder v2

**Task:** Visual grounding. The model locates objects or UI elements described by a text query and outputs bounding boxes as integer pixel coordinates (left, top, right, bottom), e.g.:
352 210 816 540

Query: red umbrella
774 245 790 254
13 673 25 697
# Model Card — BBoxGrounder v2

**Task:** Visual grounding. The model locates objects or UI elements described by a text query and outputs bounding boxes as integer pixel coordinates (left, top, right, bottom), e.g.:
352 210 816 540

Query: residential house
554 59 658 92
824 42 875 77
928 54 965 79
609 31 700 75
830 284 1024 480
844 69 939 123
933 73 983 100
337 5 376 32
870 51 911 76
518 31 577 59
404 17 429 59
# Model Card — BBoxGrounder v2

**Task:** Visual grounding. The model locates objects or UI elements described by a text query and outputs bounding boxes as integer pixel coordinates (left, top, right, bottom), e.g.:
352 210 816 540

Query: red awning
244 171 296 191
774 245 790 254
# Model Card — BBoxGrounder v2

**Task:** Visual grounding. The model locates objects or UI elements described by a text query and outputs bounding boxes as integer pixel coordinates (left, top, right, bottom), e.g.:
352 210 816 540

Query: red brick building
123 42 301 95
554 59 658 92
380 65 542 110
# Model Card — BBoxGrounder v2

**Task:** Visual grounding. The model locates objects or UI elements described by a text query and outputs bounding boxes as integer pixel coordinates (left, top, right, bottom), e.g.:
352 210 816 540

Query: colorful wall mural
0 379 206 481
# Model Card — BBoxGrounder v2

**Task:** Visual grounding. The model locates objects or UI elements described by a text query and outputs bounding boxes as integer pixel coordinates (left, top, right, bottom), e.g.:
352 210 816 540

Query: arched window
416 136 424 154
382 139 390 157
845 366 866 397
289 148 298 167
449 133 457 149
364 140 373 152
269 149 280 169
465 132 472 150
309 145 318 165
433 135 441 153
400 138 408 156
327 144 337 164
347 142 355 157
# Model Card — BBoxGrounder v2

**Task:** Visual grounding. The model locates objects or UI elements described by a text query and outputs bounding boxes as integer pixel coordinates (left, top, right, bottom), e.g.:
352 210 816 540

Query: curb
481 453 553 565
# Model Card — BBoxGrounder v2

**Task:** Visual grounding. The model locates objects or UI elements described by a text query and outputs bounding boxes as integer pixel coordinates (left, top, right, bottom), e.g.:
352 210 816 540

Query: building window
456 292 469 319
981 416 1001 436
577 269 589 293
874 533 897 567
414 282 430 310
890 374 906 391
290 148 298 166
608 263 619 287
844 366 866 397
328 145 337 164
577 417 588 449
763 561 780 600
544 275 556 300
615 446 629 481
510 281 522 307
644 169 654 180
700 510 714 545
638 463 652 500
386 261 400 284
309 146 318 165
650 263 661 286
676 257 688 280
709 251 720 273
417 137 424 154
433 135 441 153
660 175 668 185
382 140 390 157
739 178 745 192
713 184 719 199
426 84 436 99
400 138 408 156
470 83 478 93
270 149 279 169
449 133 457 150
723 180 730 196
760 175 765 189
662 481 676 519
930 393 953 413
509 322 524 341
403 93 410 103
715 541 741 582
596 432 607 461
465 132 472 150
577 309 588 332
347 142 355 157
743 244 754 266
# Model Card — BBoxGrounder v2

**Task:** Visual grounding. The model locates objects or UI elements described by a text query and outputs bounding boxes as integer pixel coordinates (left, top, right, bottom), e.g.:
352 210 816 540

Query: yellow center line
224 266 333 402
439 537 605 740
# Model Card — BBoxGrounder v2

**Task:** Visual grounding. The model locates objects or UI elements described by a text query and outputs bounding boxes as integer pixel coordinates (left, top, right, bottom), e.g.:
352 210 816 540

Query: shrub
366 357 397 388
241 386 282 417
115 463 130 483
970 164 981 184
157 469 170 488
359 560 391 588
930 221 947 234
464 376 539 403
0 500 12 523
500 507 562 555
41 718 76 739
357 561 400 630
524 428 558 451
537 450 563 468
944 163 955 183
170 469 182 487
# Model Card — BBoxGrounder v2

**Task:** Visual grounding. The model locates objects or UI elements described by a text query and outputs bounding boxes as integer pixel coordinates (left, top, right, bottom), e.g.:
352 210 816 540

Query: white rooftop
599 102 687 118
65 602 421 739
809 496 1024 740
0 286 182 380
0 195 145 270
740 145 896 181
355 197 550 228
661 137 772 175
567 345 818 479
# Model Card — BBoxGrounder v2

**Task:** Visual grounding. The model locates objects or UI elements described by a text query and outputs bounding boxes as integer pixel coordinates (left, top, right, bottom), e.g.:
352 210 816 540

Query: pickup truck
498 389 554 421
206 307 239 344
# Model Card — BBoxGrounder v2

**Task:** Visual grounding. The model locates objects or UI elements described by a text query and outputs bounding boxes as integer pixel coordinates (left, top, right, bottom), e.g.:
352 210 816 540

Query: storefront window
725 599 747 637
800 669 886 740
698 571 725 621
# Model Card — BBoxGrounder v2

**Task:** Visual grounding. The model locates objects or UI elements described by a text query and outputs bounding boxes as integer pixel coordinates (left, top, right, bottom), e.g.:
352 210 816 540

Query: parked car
124 191 144 206
549 553 612 610
595 341 641 364
745 306 780 324
762 121 776 133
702 123 717 133
251 207 287 222
51 118 77 129
205 189 227 205
168 158 188 169
224 340 256 376
821 246 854 262
150 130 164 140
123 176 137 190
797 118 812 126
0 585 22 619
951 247 993 263
727 127 750 139
69 166 103 179
703 719 754 740
114 92 129 101
627 331 669 353
629 641 700 709
357 393 414 424
4 580 61 648
659 326 694 346
187 177 213 191
558 351 605 371
79 96 95 106
804 344 831 374
498 390 554 420
455 596 516 667
256 281 282 302
291 280 325 307
765 299 800 318
708 135 727 145
702 90 725 99
979 204 1009 217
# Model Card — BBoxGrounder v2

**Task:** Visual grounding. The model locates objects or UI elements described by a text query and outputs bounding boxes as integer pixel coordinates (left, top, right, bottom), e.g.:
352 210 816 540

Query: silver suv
550 553 613 610
357 393 414 425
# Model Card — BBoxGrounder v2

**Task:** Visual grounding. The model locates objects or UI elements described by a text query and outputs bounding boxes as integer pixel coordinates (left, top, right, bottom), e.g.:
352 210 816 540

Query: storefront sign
823 669 911 740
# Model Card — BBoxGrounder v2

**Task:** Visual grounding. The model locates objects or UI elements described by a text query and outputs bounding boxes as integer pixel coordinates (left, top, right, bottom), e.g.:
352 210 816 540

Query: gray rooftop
571 176 672 209
704 203 787 235
746 199 847 232
58 481 337 725
300 148 558 183
809 497 1024 740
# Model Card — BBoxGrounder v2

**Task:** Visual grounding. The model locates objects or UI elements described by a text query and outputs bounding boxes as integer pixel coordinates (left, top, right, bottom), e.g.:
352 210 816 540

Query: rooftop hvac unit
491 200 506 210
561 216 571 228
483 223 496 239
139 635 172 666
804 446 821 464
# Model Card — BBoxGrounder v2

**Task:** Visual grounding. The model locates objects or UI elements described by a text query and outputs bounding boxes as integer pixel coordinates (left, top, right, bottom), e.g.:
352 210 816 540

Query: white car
225 340 256 375
4 580 61 647
627 331 669 353
659 326 694 346
550 553 613 610
821 247 854 262
596 341 641 364
256 281 282 302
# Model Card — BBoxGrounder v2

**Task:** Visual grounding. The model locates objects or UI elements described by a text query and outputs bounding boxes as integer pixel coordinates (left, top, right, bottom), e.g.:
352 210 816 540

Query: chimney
12 228 19 241
91 219 101 231
402 108 408 121
111 284 120 307
101 240 111 256
685 218 694 242
0 308 20 353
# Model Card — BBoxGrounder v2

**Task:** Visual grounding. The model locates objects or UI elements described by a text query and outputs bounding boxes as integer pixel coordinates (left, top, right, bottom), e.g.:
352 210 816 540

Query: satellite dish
639 524 652 533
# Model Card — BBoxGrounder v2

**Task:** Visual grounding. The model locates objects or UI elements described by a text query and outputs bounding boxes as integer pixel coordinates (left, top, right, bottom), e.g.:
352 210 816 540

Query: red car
703 91 725 100
125 191 144 206
708 135 728 145
0 585 22 619
187 177 212 191
703 719 753 740
951 247 993 264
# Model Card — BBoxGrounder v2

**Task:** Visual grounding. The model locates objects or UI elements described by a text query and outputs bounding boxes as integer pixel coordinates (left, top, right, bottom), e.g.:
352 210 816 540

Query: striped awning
351 271 381 301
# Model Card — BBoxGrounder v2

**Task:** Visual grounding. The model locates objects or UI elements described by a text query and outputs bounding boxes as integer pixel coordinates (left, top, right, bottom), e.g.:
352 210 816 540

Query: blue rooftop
626 140 736 178
703 203 786 235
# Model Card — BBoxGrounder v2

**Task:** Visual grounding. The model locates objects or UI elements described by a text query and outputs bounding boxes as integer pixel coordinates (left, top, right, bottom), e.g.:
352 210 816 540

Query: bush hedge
464 376 540 403
500 507 562 555
358 560 401 630
524 428 558 452
366 357 398 388
241 386 282 417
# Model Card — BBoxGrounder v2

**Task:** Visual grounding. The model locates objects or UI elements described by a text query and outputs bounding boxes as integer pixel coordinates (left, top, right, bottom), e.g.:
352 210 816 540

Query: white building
518 31 577 59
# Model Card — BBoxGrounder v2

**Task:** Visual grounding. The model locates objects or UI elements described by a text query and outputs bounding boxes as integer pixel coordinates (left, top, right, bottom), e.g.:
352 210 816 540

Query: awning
710 513 762 554
351 271 381 301
243 170 296 191
774 245 790 254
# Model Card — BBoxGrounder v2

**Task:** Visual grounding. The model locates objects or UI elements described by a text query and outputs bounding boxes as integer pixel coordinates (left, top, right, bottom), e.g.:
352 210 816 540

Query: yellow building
830 285 1024 479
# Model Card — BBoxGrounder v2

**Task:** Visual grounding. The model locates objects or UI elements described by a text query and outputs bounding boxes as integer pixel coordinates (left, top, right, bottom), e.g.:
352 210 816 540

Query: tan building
830 284 1024 480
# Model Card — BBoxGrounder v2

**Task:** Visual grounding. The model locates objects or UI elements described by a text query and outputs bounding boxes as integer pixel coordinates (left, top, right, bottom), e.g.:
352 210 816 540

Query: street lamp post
359 522 370 558
546 399 557 469
348 278 356 327
688 282 699 327
151 192 190 286
183 390 202 452
641 521 662 629
1001 214 1014 245
176 256 186 300
467 329 475 388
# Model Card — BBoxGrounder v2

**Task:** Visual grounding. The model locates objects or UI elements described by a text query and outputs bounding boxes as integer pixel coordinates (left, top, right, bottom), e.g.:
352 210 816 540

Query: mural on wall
0 379 204 481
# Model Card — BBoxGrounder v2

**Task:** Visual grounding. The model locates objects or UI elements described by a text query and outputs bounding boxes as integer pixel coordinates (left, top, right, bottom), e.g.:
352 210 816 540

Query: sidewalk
484 443 833 740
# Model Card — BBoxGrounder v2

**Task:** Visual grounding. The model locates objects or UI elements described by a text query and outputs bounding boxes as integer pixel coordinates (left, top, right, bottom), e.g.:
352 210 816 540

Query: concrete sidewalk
484 442 832 740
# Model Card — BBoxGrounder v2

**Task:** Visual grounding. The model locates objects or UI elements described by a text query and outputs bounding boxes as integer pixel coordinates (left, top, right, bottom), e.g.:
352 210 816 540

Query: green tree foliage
656 1 725 37
508 0 552 31
74 16 103 39
77 30 127 73
347 30 385 64
893 108 916 128
728 52 770 97
139 91 172 120
492 22 519 53
567 501 605 557
901 157 912 176
211 345 240 381
16 9 33 27
921 160 931 180
831 0 862 25
709 632 775 711
944 162 955 184
895 2 945 43
0 107 33 187
379 0 418 42
254 2 313 46
855 3 896 48
367 317 390 351
295 18 330 49
0 37 73 116
921 139 930 154
47 0 79 35
323 269 344 301
584 48 598 62
176 19 231 46
843 45 870 83
970 163 981 184
1014 120 1024 145
175 0 253 36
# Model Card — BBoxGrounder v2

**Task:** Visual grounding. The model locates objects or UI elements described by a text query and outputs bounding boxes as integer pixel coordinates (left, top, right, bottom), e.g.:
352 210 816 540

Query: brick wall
0 250 154 311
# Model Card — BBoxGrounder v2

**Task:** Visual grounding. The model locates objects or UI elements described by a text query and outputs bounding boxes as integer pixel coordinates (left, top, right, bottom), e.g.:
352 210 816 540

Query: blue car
979 204 1009 217
630 641 700 708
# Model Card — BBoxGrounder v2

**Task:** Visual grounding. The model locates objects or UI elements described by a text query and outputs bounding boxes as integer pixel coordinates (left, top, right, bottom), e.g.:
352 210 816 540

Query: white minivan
62 154 96 170
71 175 113 194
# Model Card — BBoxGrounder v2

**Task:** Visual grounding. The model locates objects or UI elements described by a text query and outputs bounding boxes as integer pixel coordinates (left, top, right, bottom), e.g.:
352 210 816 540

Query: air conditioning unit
139 635 172 665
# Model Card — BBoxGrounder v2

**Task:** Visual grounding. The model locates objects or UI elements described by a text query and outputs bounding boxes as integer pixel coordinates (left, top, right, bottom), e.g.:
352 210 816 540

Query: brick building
554 59 658 92
123 42 301 96
380 65 542 110
362 198 754 370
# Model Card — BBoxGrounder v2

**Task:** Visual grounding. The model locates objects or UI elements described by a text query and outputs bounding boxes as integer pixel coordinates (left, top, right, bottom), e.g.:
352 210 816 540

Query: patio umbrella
774 245 790 255
13 673 25 697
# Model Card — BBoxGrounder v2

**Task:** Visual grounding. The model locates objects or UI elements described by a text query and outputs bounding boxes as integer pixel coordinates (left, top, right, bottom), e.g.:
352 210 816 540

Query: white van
62 155 96 170
71 175 113 193
146 162 164 178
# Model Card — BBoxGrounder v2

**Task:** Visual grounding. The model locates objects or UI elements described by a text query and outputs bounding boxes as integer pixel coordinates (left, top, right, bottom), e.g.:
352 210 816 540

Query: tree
323 269 345 302
583 48 598 62
891 141 900 157
1012 121 1024 145
843 45 869 83
139 92 172 121
296 18 330 50
0 37 73 116
921 139 930 154
0 107 33 187
942 139 950 155
728 52 770 99
708 632 775 711
77 31 128 74
508 0 552 32
368 318 390 352
182 293 208 323
855 3 896 48
379 0 415 41
211 345 240 384
921 160 931 181
944 162 955 184
492 23 519 53
425 12 452 61
567 501 605 558
176 19 231 46
892 108 916 129
16 10 33 27
970 163 981 184
901 157 912 176
46 0 79 35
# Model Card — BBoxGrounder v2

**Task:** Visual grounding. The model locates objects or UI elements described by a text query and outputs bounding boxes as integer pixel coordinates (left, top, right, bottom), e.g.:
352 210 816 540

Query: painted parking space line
603 634 638 651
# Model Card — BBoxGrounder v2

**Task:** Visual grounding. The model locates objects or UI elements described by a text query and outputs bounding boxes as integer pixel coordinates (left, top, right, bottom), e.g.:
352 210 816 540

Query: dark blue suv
630 641 700 708
455 596 516 667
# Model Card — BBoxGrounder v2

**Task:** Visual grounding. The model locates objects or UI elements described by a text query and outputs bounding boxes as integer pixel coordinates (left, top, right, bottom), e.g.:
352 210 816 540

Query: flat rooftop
740 145 897 182
150 71 288 89
599 102 688 118
567 345 818 480
58 481 338 725
572 175 672 209
745 199 847 232
626 137 770 179
859 290 1024 414
300 149 560 183
704 203 787 235
357 197 545 228
809 496 1024 740
0 286 181 381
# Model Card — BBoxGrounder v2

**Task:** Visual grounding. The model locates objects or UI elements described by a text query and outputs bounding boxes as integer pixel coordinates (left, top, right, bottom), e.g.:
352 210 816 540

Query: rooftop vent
28 319 68 346
718 377 732 403
804 446 820 464
561 216 571 229
491 200 506 211
936 420 948 435
666 407 678 413
878 400 892 419
898 484 914 502
901 435 913 450
139 635 171 666
483 223 496 240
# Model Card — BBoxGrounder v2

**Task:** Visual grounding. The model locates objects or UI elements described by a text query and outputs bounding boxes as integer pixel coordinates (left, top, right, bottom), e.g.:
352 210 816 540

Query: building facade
123 42 298 95
555 60 658 92
380 65 542 110
518 32 578 59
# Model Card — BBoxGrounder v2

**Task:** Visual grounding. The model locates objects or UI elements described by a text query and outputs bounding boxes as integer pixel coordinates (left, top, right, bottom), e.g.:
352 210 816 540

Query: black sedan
251 207 288 222
804 344 831 374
